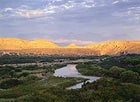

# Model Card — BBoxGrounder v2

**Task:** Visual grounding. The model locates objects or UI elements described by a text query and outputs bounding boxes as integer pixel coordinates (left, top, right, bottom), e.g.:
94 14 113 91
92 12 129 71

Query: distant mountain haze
66 43 82 48
0 38 140 55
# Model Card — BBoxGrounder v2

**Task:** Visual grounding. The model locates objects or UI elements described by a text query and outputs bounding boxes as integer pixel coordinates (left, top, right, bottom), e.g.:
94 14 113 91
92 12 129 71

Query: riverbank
0 59 93 67
54 64 100 89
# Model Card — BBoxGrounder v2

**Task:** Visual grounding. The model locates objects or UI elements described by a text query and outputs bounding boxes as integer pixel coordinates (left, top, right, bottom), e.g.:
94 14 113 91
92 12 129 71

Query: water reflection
69 65 76 71
53 64 80 77
54 64 100 89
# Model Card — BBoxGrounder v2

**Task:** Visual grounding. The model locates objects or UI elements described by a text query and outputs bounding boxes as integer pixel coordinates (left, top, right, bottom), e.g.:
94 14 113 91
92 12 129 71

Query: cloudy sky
0 0 140 45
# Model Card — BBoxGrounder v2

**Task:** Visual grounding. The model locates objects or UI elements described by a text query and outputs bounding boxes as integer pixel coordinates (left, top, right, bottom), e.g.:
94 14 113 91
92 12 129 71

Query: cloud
81 1 96 8
53 39 94 45
128 7 140 20
122 0 129 2
0 6 56 18
52 0 63 3
0 0 98 18
4 8 13 12
0 14 3 18
15 9 55 18
112 6 140 21
2 0 126 19
0 0 140 42
112 1 120 4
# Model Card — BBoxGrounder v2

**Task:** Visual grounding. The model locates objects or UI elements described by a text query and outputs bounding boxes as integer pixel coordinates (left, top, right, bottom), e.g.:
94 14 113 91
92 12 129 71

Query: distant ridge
0 38 140 55
85 40 140 55
65 43 81 48
0 38 59 49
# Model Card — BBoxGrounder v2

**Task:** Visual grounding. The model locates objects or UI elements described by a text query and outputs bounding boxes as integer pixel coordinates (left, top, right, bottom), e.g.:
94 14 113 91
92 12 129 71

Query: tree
0 78 22 89
109 66 125 79
120 70 139 83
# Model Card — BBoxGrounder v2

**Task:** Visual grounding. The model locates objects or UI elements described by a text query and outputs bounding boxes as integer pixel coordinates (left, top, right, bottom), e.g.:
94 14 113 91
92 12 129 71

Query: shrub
0 78 22 89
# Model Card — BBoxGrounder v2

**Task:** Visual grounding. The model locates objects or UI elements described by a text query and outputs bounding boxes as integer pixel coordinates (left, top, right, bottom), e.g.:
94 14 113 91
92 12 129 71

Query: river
53 64 100 89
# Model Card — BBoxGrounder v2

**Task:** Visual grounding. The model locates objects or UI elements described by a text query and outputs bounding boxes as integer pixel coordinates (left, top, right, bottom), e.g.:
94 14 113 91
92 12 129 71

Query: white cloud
122 0 129 2
18 9 55 18
0 14 3 17
81 1 96 8
0 0 99 18
15 10 47 18
2 0 131 19
52 0 63 3
61 4 74 9
4 8 13 12
84 4 96 8
83 0 95 3
112 6 140 21
112 1 120 4
1 6 56 18
53 39 94 45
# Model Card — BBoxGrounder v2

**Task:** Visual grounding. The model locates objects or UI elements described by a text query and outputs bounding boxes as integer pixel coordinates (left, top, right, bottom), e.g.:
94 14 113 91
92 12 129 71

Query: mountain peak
86 40 140 55
66 43 80 48
0 38 59 49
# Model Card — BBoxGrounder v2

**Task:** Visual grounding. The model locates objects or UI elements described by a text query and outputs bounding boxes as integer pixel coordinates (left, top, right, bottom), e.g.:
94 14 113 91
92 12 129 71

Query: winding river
53 64 100 89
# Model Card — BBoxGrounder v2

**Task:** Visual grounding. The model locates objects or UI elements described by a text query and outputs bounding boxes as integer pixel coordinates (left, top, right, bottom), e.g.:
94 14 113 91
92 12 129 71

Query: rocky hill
0 38 59 49
85 40 140 55
0 38 140 55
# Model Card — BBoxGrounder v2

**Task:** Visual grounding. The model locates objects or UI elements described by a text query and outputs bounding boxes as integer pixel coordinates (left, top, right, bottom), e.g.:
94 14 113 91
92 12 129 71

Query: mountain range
0 38 140 55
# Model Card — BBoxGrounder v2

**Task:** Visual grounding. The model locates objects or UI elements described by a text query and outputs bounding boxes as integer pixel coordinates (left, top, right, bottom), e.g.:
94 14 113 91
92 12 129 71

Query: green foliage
0 54 140 102
125 56 140 65
99 54 140 73
82 78 140 102
0 78 22 89
108 66 125 78
17 72 30 78
122 83 140 102
21 65 39 70
0 54 100 65
120 70 139 84
77 63 107 76
0 66 16 78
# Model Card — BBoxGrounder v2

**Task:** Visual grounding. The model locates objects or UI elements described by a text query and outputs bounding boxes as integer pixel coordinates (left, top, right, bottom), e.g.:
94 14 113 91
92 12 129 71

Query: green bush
18 72 30 78
109 66 125 79
120 70 139 83
0 78 22 89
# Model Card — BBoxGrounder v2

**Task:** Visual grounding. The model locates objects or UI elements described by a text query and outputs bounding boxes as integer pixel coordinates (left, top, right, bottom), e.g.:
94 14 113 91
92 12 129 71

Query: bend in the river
53 64 100 89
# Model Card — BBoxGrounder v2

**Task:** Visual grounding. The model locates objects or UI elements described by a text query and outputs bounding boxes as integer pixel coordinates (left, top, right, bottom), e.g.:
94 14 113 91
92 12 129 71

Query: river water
53 64 100 89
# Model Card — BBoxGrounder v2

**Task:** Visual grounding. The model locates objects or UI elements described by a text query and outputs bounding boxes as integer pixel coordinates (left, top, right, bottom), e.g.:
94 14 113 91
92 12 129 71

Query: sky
0 0 140 45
